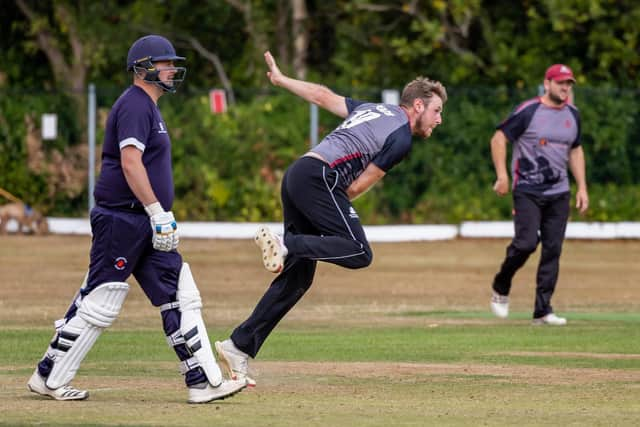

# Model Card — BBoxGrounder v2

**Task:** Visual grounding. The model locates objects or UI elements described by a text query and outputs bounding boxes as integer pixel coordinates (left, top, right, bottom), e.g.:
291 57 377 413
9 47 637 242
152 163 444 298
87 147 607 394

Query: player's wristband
144 202 164 217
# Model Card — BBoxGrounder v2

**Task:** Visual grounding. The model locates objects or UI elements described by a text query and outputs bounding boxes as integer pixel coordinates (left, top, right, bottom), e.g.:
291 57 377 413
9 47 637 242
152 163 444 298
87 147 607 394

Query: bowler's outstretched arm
264 51 348 118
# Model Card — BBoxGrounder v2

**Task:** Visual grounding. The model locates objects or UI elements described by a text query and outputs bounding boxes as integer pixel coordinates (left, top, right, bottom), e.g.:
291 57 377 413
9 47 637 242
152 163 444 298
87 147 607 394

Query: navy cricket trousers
232 156 373 357
492 190 570 318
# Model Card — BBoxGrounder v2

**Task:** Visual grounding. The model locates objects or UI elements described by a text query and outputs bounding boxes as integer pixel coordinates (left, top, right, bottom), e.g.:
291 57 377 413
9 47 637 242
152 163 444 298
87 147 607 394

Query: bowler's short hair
400 77 447 107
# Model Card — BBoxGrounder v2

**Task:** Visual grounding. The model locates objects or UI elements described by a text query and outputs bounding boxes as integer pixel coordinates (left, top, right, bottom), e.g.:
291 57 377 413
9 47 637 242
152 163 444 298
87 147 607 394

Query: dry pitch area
1 235 639 426
4 235 639 328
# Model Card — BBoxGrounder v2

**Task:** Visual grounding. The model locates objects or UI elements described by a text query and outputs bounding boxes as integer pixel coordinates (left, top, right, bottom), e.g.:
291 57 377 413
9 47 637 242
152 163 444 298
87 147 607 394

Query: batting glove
145 202 179 252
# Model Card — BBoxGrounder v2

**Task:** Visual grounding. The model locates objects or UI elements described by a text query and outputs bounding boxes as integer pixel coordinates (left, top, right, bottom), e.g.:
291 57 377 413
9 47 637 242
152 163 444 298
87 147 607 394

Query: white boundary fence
5 218 638 241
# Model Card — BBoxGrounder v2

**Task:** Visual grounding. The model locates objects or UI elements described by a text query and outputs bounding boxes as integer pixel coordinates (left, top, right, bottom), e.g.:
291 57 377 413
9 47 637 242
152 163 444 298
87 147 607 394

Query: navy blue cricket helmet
127 35 186 93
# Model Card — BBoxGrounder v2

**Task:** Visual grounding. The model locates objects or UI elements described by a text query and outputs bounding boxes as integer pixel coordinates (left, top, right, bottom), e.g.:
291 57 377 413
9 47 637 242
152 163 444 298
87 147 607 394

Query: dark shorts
84 206 182 306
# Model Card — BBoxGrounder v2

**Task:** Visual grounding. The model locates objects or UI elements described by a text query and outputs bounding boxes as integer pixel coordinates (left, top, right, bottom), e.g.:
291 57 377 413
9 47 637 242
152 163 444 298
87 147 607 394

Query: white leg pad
178 263 222 386
46 282 129 389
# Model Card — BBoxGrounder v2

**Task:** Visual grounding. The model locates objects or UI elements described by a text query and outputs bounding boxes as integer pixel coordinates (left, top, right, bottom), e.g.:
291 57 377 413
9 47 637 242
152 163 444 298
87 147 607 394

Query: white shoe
188 378 247 404
254 225 288 273
27 369 89 401
532 313 567 326
490 292 509 318
215 339 256 387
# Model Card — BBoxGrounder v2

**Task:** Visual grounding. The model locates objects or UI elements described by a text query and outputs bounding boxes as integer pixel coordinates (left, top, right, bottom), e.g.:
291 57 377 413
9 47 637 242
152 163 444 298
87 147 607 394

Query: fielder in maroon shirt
490 64 589 326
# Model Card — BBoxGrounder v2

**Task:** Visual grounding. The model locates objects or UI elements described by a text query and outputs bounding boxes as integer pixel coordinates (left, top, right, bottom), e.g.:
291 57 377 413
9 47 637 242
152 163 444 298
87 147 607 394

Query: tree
15 1 88 117
291 0 309 79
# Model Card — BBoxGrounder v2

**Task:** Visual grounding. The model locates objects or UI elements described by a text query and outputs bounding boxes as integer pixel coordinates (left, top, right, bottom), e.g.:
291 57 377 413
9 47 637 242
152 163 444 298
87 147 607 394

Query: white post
88 83 96 213
310 103 318 148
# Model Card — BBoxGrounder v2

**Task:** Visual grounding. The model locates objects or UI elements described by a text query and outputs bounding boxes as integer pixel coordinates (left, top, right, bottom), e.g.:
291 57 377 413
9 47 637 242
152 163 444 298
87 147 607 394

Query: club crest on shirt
158 122 168 134
114 257 128 270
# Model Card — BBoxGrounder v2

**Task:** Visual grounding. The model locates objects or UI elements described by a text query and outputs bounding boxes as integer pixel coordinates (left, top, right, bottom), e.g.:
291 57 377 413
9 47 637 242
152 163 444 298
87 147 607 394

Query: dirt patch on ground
5 360 635 400
247 360 640 386
497 351 640 360
2 235 639 328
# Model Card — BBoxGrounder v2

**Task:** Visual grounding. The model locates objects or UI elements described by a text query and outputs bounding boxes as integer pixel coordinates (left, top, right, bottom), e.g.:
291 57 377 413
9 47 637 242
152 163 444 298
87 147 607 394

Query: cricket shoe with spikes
490 291 509 319
532 313 567 326
215 339 256 387
254 225 288 273
188 378 247 404
27 369 89 401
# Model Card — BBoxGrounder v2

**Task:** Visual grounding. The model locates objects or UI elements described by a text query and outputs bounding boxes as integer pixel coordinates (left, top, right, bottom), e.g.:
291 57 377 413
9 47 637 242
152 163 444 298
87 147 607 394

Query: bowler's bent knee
348 248 373 269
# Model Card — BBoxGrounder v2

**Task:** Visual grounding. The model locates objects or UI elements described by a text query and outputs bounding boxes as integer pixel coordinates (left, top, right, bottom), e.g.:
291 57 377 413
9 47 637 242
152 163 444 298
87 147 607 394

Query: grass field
1 235 639 426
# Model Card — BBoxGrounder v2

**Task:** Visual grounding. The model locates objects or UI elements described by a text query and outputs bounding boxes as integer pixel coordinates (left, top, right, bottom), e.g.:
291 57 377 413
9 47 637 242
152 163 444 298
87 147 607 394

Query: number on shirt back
375 104 395 116
339 109 381 129
339 105 395 130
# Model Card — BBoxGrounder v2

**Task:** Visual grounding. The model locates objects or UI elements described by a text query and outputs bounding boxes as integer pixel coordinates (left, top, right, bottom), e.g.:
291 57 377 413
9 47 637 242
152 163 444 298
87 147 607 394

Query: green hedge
0 89 84 213
1 86 639 222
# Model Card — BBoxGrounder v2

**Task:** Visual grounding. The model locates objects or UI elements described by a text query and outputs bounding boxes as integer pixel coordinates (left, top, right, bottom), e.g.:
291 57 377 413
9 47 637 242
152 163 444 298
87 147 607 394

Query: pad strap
179 356 200 375
160 301 180 312
166 330 186 347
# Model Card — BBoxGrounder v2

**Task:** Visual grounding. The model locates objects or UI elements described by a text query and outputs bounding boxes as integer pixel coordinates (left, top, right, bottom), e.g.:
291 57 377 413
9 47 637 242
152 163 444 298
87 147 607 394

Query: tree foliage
5 1 640 87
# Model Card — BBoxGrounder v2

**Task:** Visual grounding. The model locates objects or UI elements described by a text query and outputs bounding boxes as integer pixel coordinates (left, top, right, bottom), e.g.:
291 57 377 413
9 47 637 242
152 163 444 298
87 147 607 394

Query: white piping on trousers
310 166 366 261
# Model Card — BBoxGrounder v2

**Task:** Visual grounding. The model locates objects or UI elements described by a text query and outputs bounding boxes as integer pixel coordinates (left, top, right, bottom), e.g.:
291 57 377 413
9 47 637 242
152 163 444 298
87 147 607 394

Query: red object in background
209 89 227 114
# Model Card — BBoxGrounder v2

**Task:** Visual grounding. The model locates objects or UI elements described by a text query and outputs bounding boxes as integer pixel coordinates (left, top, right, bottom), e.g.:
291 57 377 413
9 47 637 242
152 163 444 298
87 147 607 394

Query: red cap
544 64 576 82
